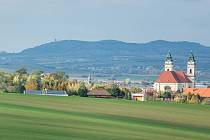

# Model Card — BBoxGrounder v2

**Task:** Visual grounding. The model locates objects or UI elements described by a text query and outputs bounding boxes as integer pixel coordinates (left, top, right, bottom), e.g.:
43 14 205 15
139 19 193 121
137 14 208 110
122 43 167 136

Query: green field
0 94 210 140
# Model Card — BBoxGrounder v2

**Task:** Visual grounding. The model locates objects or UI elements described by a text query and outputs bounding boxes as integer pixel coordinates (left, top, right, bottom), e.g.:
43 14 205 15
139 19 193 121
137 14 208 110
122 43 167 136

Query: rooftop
156 71 192 83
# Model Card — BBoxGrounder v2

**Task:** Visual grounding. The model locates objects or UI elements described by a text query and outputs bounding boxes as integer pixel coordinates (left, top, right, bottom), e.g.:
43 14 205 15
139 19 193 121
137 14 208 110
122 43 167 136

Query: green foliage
41 72 68 90
15 68 28 75
122 88 131 100
130 87 142 93
107 84 122 98
163 92 171 99
78 83 88 97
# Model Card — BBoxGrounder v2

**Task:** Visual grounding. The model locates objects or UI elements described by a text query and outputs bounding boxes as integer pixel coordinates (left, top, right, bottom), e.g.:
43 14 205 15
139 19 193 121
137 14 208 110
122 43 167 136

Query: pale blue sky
0 0 210 52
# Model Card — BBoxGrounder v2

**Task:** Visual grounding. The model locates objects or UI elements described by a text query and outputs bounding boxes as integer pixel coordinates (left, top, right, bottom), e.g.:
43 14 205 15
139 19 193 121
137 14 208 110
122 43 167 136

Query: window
190 69 192 74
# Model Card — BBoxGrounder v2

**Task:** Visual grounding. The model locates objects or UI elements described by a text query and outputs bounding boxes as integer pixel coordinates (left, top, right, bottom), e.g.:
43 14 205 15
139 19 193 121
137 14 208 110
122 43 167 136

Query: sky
0 0 210 52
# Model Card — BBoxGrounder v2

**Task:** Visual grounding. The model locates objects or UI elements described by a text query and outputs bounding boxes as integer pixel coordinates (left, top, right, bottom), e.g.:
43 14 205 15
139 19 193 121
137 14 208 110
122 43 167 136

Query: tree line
0 68 139 99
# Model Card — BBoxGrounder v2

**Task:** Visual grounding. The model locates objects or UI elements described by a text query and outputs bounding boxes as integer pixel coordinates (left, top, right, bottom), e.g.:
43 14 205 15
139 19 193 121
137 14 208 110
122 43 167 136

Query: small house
131 93 145 101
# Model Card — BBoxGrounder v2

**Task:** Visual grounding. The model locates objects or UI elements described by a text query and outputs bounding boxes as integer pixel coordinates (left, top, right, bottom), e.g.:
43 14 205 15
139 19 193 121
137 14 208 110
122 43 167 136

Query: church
154 51 196 93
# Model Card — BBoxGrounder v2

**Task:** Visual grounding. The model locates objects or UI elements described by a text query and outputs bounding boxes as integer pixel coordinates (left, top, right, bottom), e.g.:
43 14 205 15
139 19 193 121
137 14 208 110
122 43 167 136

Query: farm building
131 88 154 101
131 93 145 101
184 88 210 98
87 89 112 98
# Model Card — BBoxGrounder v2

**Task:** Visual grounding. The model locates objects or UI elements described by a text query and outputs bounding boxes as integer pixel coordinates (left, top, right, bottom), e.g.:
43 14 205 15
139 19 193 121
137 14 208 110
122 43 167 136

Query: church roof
156 71 192 83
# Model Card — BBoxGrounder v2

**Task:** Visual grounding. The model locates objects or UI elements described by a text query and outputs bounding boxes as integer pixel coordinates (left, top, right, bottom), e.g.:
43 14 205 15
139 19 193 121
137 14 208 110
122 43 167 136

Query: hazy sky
0 0 210 52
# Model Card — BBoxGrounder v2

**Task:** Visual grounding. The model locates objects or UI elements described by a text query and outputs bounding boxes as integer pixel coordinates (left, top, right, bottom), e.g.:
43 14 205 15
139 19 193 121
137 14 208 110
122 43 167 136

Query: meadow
0 93 210 140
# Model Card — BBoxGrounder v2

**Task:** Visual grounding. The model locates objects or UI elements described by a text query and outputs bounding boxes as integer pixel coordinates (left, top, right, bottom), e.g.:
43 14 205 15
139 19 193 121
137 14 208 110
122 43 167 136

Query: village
1 51 209 105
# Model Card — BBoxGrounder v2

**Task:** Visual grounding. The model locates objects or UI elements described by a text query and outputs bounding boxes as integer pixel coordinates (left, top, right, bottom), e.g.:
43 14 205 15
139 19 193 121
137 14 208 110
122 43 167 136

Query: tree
109 84 121 98
130 87 142 93
187 94 193 102
122 88 132 100
41 72 69 90
16 68 27 75
65 80 80 96
78 84 88 97
13 69 28 93
0 72 13 92
25 76 39 90
163 92 171 99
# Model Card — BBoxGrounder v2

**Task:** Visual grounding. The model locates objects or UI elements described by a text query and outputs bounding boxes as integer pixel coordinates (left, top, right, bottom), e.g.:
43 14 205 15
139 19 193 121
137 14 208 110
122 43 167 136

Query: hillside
0 40 210 81
0 94 210 140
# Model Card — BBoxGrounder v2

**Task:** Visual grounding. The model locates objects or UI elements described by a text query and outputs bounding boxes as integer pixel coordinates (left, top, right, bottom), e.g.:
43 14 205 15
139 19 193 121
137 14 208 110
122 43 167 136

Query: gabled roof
156 71 192 83
87 88 111 96
184 88 210 97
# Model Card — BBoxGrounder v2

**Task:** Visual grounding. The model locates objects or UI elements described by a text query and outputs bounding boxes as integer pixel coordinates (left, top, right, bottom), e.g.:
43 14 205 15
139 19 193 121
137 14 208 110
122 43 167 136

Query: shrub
78 84 88 97
201 98 210 105
174 94 187 103
188 94 200 104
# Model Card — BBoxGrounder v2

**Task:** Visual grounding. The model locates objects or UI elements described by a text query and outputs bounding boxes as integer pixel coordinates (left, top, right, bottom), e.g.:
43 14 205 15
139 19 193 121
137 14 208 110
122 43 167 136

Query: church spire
188 51 195 63
164 51 173 71
88 74 92 84
165 51 173 62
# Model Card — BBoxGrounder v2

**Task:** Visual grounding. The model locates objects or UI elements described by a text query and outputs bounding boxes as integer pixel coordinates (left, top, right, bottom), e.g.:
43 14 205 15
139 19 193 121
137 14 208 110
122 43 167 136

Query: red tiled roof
184 88 210 98
156 71 192 83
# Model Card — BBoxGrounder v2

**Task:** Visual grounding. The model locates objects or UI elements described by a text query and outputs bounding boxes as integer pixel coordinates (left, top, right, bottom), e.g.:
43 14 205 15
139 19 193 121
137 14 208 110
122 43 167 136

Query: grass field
0 94 210 140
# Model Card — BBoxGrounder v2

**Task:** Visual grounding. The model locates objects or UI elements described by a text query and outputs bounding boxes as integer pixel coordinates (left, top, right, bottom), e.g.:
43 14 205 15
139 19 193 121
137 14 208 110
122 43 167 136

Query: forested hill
0 40 210 81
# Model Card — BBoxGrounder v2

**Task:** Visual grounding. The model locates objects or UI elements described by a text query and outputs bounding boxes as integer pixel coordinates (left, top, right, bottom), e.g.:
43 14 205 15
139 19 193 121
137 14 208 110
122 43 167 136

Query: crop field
0 93 210 140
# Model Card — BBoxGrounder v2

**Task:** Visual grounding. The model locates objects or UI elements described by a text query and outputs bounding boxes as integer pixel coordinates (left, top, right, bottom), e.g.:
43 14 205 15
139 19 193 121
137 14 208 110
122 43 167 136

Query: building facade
154 52 196 93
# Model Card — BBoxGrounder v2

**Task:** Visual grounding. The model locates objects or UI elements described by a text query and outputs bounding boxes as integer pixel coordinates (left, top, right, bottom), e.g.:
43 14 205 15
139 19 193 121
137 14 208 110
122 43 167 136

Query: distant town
0 50 209 105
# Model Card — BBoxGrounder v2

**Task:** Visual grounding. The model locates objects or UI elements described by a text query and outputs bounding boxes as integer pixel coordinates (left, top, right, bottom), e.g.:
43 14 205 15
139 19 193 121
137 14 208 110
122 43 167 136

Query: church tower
165 51 173 71
187 51 196 87
87 74 92 84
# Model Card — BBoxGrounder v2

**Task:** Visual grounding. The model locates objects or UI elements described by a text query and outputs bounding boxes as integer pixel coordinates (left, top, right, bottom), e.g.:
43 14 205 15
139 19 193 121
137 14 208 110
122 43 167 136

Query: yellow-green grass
0 93 210 140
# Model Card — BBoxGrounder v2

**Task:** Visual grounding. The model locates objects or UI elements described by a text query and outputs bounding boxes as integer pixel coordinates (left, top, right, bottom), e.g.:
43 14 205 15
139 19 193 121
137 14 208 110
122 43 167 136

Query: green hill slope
0 94 210 140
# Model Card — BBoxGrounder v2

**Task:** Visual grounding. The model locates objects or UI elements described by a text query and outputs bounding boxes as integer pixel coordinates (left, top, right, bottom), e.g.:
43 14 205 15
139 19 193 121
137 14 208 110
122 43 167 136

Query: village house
131 88 154 101
132 93 145 101
184 88 210 99
154 51 196 93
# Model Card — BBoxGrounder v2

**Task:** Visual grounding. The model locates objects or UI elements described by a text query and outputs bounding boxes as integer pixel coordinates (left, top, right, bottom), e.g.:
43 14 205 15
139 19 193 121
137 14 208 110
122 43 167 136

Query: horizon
1 39 209 53
0 0 210 52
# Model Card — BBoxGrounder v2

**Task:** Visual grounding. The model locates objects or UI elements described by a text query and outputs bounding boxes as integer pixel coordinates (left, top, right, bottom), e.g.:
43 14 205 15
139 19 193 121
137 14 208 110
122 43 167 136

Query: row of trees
0 68 138 99
0 68 87 96
174 94 201 104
